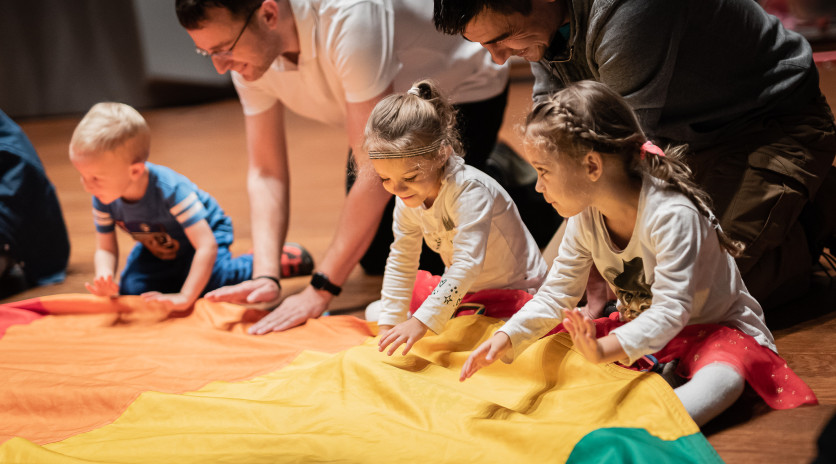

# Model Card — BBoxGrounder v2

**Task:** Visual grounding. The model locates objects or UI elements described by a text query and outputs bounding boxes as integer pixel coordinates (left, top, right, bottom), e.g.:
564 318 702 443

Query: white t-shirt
232 0 509 126
377 156 547 334
499 175 775 364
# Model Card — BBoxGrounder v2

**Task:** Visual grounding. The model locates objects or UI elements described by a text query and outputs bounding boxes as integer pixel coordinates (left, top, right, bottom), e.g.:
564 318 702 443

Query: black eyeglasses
195 5 260 59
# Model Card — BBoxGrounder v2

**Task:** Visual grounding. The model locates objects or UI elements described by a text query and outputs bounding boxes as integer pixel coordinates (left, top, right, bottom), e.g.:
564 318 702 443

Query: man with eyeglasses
175 0 557 333
433 0 836 312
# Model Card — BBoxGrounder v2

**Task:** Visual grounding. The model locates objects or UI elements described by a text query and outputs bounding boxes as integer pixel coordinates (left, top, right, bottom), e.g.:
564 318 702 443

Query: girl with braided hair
460 81 816 426
364 80 547 357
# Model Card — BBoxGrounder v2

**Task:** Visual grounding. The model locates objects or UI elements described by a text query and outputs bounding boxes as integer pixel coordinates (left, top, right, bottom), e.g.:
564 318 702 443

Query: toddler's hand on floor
85 275 119 297
141 292 194 311
564 308 604 362
378 318 427 356
460 332 511 382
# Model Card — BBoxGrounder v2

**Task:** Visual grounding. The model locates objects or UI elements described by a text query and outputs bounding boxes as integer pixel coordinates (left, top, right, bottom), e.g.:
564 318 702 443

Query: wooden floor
4 79 836 463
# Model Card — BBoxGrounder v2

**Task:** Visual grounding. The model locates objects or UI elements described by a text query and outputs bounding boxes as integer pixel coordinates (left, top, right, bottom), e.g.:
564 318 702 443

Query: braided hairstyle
524 80 744 257
362 79 461 170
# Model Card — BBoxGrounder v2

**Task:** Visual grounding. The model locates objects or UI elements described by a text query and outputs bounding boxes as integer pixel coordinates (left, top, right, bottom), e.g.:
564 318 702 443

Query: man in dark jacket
434 0 836 309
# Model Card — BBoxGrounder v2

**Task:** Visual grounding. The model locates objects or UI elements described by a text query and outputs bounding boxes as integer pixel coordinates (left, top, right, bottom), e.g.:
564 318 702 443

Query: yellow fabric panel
0 316 698 464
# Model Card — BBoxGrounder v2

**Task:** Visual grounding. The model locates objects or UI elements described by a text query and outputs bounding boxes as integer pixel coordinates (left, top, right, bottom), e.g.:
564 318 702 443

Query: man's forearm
248 170 290 279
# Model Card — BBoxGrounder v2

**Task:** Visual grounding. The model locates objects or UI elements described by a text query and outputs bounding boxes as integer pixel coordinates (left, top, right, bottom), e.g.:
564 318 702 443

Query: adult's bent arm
205 101 291 306
248 86 394 334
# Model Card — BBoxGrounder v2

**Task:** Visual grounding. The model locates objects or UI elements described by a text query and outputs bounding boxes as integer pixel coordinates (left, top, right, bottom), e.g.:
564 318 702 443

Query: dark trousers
689 94 836 309
119 244 252 295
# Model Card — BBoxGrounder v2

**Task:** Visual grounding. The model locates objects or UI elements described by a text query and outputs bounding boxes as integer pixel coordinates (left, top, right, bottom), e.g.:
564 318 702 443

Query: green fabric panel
568 427 724 464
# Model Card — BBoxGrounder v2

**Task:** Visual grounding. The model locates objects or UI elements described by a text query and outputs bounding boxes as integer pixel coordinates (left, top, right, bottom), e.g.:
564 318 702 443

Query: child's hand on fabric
85 275 119 297
141 292 194 311
378 318 428 356
563 308 605 363
460 331 511 382
377 325 394 340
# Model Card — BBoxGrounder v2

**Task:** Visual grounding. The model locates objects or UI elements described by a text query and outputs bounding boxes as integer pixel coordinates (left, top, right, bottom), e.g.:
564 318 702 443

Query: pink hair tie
640 141 665 160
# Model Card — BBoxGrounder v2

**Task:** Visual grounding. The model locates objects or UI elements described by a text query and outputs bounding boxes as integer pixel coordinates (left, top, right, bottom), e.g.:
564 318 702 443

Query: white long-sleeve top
499 175 775 364
378 156 547 334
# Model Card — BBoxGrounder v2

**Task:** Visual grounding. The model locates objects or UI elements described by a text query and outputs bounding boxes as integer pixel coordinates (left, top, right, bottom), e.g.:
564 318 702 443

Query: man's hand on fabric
247 285 328 335
205 278 282 308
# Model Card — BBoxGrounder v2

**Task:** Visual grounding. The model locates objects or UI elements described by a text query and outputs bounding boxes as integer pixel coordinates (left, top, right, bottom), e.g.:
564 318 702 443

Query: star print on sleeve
432 278 448 296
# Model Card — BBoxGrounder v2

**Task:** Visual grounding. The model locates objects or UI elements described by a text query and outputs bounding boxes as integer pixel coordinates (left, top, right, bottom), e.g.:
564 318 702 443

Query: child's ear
129 161 146 179
584 151 603 182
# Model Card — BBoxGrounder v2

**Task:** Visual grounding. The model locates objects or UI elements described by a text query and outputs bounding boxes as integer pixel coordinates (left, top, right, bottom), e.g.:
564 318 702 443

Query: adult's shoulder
587 0 684 46
588 0 676 27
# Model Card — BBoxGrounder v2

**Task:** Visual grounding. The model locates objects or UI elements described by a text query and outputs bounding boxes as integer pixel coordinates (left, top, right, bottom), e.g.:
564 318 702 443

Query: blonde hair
70 102 151 163
525 80 744 257
362 80 461 172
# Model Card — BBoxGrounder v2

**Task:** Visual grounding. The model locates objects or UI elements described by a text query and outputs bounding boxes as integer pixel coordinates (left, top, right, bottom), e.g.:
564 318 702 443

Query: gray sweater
532 0 820 149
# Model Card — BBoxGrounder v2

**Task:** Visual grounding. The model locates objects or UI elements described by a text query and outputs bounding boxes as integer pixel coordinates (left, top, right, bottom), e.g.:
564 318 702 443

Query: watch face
312 273 325 288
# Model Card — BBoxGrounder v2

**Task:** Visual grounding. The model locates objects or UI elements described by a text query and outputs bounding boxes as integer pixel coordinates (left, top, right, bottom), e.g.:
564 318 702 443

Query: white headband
368 140 442 160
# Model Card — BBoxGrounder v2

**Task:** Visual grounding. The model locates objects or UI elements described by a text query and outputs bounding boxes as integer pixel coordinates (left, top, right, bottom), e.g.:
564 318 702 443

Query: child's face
371 157 444 208
522 141 592 218
70 147 143 205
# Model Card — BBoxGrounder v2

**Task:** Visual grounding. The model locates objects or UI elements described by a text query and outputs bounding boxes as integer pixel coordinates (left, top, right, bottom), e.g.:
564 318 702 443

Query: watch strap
253 275 281 289
311 272 342 296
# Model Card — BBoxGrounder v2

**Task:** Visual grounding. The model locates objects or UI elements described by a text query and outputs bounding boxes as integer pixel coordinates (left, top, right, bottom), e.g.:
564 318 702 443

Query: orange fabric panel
0 296 372 445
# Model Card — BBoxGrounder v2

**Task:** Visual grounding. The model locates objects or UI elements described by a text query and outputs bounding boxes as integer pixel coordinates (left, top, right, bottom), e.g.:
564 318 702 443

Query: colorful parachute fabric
0 294 722 463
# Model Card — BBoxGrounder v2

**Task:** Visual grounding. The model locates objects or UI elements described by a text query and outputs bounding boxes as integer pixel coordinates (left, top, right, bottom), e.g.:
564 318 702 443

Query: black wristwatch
310 271 342 296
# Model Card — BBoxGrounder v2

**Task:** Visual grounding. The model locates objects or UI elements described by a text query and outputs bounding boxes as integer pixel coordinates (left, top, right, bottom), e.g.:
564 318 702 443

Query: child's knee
675 362 745 426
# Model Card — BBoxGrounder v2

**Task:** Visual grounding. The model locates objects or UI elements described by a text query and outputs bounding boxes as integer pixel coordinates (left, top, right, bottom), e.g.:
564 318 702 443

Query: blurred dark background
0 0 235 119
0 0 833 120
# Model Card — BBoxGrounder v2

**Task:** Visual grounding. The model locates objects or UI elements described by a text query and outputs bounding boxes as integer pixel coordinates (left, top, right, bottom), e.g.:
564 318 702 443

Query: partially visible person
68 102 309 310
781 0 836 19
460 81 799 427
351 80 546 355
760 0 834 32
812 412 836 464
175 0 560 332
0 109 70 298
433 0 836 310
